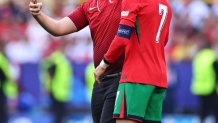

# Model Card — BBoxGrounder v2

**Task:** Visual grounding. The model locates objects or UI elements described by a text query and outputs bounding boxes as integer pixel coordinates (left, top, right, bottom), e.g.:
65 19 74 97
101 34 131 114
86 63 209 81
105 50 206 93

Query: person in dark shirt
29 0 123 122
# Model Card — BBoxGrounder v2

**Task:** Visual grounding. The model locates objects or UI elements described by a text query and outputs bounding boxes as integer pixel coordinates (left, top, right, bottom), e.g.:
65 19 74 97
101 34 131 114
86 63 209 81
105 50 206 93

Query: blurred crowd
1 0 218 123
168 0 218 62
0 0 92 64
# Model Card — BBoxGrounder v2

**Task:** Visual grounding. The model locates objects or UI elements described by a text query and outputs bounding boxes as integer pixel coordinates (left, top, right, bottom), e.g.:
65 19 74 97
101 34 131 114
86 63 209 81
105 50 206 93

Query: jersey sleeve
68 3 89 31
104 35 129 64
103 0 142 64
120 0 141 27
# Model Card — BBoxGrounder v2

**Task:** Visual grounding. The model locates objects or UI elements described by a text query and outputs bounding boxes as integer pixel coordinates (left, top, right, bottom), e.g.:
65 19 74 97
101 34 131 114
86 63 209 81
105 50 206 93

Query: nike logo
89 7 97 11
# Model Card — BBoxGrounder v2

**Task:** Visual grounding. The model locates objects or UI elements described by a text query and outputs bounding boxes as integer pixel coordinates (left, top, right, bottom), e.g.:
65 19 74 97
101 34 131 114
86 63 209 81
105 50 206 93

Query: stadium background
0 0 218 122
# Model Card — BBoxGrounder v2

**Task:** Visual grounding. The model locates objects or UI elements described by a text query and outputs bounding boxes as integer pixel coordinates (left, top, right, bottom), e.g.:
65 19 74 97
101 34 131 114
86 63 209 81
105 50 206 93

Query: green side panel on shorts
113 83 166 121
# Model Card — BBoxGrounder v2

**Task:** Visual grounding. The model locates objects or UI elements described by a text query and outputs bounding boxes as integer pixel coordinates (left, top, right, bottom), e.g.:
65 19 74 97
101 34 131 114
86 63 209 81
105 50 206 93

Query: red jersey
68 0 124 75
104 0 172 88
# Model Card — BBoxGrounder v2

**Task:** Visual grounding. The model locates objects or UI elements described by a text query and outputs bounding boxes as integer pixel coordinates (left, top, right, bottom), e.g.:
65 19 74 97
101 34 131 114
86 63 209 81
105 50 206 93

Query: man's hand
94 66 106 84
29 0 42 16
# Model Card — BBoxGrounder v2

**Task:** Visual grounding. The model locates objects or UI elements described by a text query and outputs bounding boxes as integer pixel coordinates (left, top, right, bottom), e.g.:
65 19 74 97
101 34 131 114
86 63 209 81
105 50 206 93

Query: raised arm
94 0 141 83
29 0 77 36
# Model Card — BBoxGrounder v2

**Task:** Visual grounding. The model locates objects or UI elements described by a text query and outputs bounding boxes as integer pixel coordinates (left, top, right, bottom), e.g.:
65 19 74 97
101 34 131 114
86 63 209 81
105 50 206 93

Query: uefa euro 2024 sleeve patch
117 25 133 40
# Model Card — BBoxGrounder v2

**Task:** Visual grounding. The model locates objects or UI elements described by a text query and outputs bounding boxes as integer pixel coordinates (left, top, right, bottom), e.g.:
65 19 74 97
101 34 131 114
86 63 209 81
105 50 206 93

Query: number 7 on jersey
156 4 168 43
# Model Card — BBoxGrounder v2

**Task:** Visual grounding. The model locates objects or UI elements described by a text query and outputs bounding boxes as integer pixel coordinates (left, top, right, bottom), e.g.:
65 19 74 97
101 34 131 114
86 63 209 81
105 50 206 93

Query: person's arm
29 0 86 36
94 0 142 83
94 24 133 83
104 25 133 63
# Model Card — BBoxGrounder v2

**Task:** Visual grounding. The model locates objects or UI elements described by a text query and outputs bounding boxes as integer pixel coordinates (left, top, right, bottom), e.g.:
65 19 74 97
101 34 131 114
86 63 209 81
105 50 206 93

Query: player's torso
121 0 172 87
85 0 123 74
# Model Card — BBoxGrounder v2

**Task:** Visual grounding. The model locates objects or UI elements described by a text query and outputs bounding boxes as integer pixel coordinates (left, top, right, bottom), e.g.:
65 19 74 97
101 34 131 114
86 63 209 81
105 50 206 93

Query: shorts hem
113 114 144 123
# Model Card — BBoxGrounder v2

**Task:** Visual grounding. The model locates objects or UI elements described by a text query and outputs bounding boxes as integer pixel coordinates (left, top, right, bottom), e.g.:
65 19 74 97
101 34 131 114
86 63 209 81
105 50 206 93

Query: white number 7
156 4 168 43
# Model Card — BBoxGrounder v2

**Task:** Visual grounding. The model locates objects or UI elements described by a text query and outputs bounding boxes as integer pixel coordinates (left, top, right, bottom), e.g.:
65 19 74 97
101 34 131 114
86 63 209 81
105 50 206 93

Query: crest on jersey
121 11 129 17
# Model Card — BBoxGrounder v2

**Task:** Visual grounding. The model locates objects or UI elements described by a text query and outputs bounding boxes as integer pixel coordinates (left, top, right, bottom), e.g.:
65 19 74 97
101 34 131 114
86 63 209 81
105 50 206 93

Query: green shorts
113 82 166 122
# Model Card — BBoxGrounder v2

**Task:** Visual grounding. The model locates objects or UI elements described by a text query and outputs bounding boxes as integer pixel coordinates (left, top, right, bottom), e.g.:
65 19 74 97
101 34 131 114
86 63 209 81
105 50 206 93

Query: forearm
33 12 58 36
104 36 128 64
33 13 76 36
29 1 77 36
95 24 132 83
94 37 127 83
104 24 133 63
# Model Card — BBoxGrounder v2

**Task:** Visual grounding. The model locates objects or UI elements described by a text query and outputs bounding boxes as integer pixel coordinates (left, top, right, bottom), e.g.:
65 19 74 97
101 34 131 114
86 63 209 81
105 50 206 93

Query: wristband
99 59 110 69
